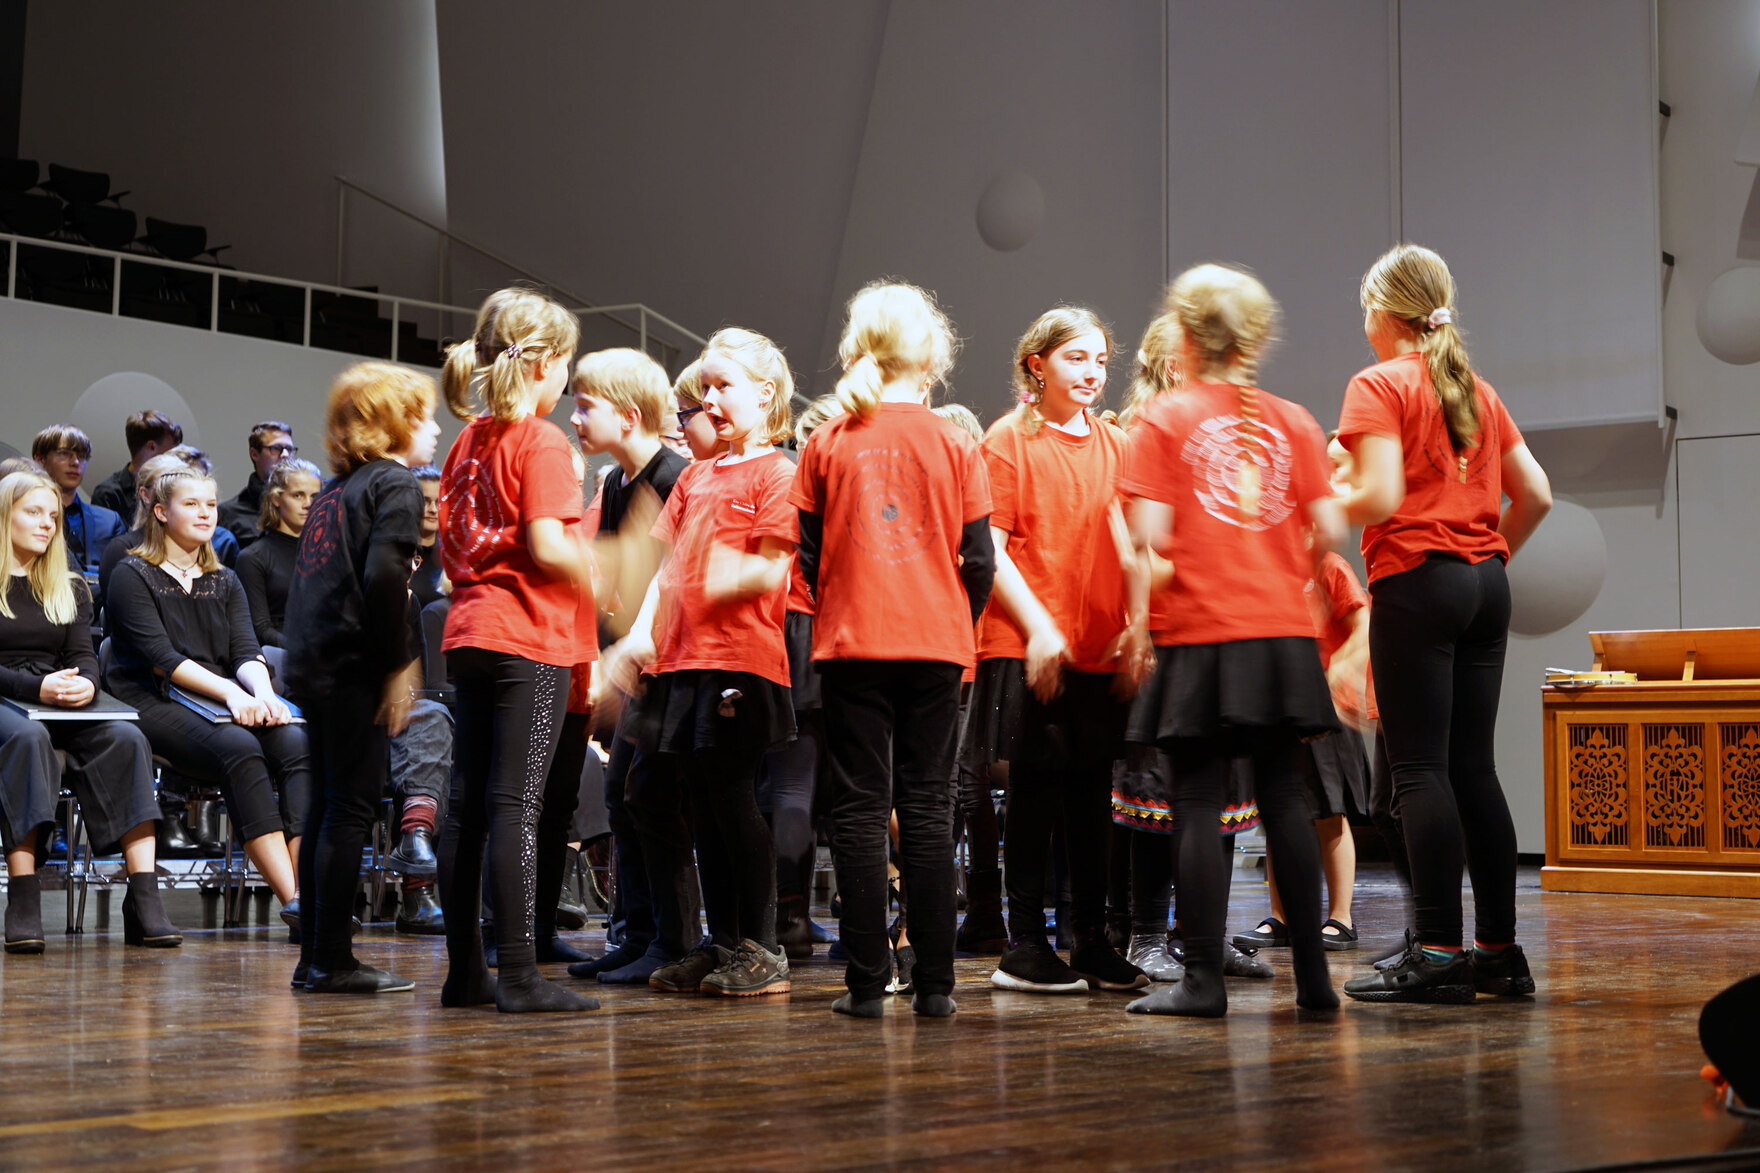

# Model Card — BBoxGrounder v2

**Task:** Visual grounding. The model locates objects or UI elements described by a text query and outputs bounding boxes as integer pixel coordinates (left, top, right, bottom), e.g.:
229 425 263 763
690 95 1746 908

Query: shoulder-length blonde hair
326 361 437 474
1119 312 1184 430
441 287 580 423
129 468 221 572
833 281 958 422
0 471 79 625
257 458 323 533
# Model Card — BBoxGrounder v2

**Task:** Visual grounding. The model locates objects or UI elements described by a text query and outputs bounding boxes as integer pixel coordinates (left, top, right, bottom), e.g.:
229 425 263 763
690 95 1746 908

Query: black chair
66 203 137 251
138 216 229 264
0 158 40 194
0 190 64 238
44 163 127 206
418 597 454 706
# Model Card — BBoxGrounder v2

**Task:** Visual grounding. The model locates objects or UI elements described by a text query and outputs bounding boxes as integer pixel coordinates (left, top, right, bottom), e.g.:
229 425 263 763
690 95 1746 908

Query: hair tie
505 342 525 360
1426 307 1453 331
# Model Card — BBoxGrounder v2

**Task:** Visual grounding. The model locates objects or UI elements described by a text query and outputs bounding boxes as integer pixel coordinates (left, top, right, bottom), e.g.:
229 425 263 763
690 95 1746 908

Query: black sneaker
700 939 790 997
650 944 726 993
1471 943 1536 996
1071 940 1150 991
1371 928 1417 970
991 941 1089 994
1343 940 1475 1004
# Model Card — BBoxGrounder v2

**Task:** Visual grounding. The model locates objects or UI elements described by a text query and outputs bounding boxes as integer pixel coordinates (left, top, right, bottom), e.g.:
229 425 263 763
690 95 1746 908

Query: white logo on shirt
1180 414 1295 532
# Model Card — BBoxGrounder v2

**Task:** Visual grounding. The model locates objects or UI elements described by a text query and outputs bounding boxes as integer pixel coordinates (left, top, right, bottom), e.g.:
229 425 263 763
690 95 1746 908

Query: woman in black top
105 468 308 924
409 464 445 610
0 471 178 952
284 362 440 994
237 458 321 648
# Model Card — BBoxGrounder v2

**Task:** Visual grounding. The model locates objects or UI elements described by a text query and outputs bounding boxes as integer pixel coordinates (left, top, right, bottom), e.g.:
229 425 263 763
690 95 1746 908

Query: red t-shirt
787 554 815 617
650 450 796 686
790 402 992 666
1307 552 1379 722
1121 384 1332 647
1336 351 1524 584
975 410 1129 673
439 415 590 665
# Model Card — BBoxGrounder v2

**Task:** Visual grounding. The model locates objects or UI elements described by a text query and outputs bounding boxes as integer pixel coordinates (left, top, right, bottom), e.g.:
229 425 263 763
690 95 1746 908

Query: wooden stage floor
1 866 1757 1172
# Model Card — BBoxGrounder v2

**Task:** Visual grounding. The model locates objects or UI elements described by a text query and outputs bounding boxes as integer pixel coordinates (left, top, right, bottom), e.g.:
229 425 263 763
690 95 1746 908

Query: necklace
163 555 201 580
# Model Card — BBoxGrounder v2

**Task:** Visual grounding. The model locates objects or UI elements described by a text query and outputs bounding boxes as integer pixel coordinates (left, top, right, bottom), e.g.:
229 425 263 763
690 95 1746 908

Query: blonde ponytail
834 281 957 422
1164 263 1279 386
1120 312 1183 430
1361 243 1479 451
441 287 581 423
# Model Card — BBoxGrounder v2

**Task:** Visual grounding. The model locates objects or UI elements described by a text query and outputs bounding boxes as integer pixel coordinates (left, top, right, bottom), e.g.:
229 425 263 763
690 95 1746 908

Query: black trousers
820 660 963 1000
0 710 157 855
681 742 776 950
1001 670 1128 945
1368 732 1411 888
1369 554 1516 946
601 710 656 951
129 692 310 842
758 708 822 902
627 734 737 955
438 647 568 976
299 683 387 970
534 710 590 939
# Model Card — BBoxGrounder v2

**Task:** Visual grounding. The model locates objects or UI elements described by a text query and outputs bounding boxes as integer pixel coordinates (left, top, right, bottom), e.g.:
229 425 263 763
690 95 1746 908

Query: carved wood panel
1721 723 1760 851
1643 723 1706 850
1568 724 1628 848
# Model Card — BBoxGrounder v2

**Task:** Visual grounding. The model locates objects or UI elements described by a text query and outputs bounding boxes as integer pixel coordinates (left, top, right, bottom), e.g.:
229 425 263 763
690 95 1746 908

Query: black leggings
758 709 821 902
1001 671 1127 945
1167 730 1321 957
535 710 590 939
299 684 386 970
1369 554 1516 947
681 743 776 950
1368 732 1411 889
438 648 567 977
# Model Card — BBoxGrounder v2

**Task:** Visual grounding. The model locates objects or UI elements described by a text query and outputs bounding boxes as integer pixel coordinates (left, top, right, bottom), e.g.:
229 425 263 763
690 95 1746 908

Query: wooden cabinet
1543 630 1760 897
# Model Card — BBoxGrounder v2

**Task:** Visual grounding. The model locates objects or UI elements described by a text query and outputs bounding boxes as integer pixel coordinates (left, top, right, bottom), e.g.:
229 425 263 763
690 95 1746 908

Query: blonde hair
258 458 323 533
702 327 794 445
672 359 704 408
1007 306 1112 436
442 287 581 422
932 402 984 442
131 451 202 529
833 281 958 422
326 362 437 474
574 348 671 436
1167 264 1282 525
1361 243 1479 451
129 467 221 572
795 393 846 446
0 471 79 625
1120 312 1184 430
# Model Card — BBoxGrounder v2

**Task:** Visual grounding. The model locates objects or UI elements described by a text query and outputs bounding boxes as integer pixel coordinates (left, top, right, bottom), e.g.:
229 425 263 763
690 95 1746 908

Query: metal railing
2 228 706 369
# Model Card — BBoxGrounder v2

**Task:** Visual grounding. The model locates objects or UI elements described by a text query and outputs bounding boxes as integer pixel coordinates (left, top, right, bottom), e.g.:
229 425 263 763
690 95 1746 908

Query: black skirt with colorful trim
629 668 795 760
1125 636 1340 744
1110 742 1260 836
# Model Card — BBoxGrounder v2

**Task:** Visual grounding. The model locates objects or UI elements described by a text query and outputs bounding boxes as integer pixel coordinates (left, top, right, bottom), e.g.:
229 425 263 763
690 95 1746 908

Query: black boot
554 846 589 932
387 827 438 878
777 892 813 960
955 869 1008 954
191 799 226 856
157 803 201 857
1127 935 1227 1017
122 872 182 947
395 882 446 935
4 874 44 954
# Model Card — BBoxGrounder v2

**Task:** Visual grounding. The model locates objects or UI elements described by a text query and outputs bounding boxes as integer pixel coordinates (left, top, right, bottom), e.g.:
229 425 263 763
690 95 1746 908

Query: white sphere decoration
1696 266 1760 365
975 171 1044 252
70 373 199 483
1507 499 1607 636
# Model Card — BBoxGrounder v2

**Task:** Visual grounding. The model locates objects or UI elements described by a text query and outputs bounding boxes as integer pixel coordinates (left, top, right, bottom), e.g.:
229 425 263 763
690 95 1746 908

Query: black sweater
0 576 99 702
104 556 262 700
236 529 297 648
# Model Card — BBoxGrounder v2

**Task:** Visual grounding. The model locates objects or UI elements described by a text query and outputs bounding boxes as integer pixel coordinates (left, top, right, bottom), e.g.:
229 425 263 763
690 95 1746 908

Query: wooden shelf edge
1540 864 1760 899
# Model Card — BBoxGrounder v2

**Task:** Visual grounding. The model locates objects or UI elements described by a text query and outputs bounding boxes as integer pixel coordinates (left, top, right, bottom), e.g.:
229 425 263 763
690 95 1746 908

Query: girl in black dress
0 470 178 952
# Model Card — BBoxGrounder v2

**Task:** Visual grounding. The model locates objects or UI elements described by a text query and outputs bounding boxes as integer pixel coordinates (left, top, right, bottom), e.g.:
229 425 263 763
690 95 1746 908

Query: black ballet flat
1231 917 1289 949
1320 919 1359 952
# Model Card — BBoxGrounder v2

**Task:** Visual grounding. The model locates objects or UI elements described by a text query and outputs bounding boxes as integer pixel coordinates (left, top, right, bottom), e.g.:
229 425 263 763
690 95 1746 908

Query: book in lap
169 685 304 725
2 692 139 721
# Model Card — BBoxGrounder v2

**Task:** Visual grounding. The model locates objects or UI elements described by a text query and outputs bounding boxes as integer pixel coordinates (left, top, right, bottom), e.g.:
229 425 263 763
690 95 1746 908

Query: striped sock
1419 944 1462 965
1472 940 1511 958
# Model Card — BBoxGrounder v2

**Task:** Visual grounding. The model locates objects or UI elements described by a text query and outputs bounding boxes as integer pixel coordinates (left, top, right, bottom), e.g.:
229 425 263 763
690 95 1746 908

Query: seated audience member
104 466 308 931
409 465 445 610
91 411 183 518
99 448 242 608
236 459 322 649
0 470 179 953
31 426 126 573
219 421 297 549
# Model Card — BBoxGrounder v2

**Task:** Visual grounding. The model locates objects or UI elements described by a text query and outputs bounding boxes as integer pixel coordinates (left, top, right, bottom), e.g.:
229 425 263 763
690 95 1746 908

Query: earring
1034 375 1045 389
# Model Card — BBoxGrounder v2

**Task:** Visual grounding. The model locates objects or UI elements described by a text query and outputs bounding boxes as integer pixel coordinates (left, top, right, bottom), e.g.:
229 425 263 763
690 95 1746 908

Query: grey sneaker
700 939 791 997
1127 932 1185 983
649 944 727 993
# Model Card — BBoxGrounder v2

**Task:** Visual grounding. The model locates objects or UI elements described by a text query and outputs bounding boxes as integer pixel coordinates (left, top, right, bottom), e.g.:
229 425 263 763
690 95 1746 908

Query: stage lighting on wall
975 170 1044 252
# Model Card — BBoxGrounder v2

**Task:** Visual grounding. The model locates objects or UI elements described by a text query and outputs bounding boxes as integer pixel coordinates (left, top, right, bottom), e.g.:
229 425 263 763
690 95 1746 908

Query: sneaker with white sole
700 939 791 997
991 941 1089 994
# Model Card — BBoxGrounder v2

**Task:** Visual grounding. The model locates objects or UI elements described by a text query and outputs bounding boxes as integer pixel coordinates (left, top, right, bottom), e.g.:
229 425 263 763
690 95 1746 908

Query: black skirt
960 658 1128 770
1303 730 1369 821
784 611 822 714
1110 743 1260 836
631 669 795 760
1125 637 1339 744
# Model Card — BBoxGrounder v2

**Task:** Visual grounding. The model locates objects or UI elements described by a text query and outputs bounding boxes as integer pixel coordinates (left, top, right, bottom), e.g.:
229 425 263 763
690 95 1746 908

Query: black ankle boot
955 870 1008 954
1127 935 1226 1017
191 799 225 856
157 804 201 856
777 893 813 959
4 874 45 954
122 872 182 947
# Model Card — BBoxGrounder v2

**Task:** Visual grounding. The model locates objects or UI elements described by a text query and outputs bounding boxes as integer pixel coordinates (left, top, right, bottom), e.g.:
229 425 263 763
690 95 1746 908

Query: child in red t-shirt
959 306 1144 997
1119 264 1344 1018
604 327 799 998
1337 244 1552 1005
435 287 597 1015
790 281 996 1019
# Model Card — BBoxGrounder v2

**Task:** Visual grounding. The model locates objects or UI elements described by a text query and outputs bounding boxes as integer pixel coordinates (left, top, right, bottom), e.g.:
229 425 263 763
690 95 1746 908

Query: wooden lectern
1543 629 1760 897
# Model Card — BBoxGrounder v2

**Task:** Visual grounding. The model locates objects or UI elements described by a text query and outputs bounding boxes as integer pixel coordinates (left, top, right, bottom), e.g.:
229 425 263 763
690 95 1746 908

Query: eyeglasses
49 449 88 461
676 406 705 424
256 443 298 457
